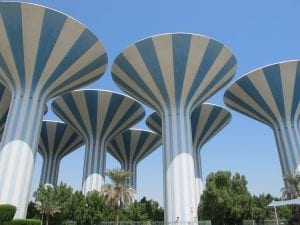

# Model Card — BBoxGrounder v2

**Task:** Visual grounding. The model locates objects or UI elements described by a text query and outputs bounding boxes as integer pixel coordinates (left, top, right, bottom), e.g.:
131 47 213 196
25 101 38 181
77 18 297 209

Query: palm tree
281 173 300 200
34 185 61 225
35 201 61 225
100 169 135 225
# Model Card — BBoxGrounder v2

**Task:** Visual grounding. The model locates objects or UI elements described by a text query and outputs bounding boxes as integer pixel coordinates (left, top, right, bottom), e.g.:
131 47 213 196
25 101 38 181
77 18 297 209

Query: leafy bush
0 204 16 222
7 219 41 225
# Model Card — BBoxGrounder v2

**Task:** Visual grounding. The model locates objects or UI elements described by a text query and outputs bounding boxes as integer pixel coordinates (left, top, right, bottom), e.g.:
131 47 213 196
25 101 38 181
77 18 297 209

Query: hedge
6 219 41 225
0 204 16 222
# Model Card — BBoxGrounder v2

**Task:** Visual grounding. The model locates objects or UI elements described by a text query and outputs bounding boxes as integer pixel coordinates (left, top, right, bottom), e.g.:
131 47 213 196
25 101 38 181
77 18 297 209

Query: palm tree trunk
46 215 49 225
114 206 119 225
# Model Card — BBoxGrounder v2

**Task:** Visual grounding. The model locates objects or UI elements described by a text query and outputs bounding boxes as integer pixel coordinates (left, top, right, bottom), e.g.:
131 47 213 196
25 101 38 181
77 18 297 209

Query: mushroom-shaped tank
112 33 237 222
52 90 145 194
0 2 107 217
107 129 162 189
224 60 300 179
146 103 232 206
38 121 85 185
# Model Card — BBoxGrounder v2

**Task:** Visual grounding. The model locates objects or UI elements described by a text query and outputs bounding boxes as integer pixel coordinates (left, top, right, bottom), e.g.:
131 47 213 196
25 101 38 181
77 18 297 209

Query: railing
243 220 288 225
98 222 211 225
65 220 288 225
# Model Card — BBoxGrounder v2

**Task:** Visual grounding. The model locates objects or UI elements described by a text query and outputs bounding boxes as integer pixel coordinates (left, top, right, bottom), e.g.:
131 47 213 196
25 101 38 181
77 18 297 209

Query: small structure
146 103 231 205
107 129 162 189
112 33 236 222
224 60 300 179
0 2 107 217
38 121 85 185
52 90 145 194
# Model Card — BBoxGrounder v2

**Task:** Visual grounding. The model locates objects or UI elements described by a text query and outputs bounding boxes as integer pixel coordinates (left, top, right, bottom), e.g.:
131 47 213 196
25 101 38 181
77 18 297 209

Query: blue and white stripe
191 104 231 205
224 60 300 179
146 103 231 206
52 90 145 194
0 82 11 139
38 121 84 185
107 129 162 189
112 33 237 223
0 2 107 218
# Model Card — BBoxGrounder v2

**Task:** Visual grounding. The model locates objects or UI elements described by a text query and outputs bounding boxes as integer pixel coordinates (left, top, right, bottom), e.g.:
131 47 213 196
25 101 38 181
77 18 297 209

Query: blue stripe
31 8 67 94
84 91 98 138
202 114 231 146
136 38 171 108
133 132 148 162
52 97 88 141
113 54 163 110
40 122 49 153
40 29 99 95
191 107 201 142
100 94 125 138
195 55 236 106
60 133 84 158
53 123 66 154
291 62 300 120
185 39 223 107
172 34 191 106
0 2 25 91
225 91 271 126
263 64 286 120
112 75 156 110
197 107 222 146
239 76 278 124
109 139 125 164
106 102 145 138
51 53 107 97
0 54 16 90
122 131 131 164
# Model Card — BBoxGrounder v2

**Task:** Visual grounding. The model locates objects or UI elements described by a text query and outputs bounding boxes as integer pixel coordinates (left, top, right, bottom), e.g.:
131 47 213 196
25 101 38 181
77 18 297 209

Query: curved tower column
52 90 145 194
112 33 237 223
39 121 84 185
146 104 231 207
0 2 108 217
108 129 161 189
224 60 300 179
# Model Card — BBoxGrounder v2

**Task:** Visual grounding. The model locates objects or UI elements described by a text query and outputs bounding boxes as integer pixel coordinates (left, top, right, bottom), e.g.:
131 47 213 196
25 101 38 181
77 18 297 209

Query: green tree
199 171 253 225
34 183 73 225
281 173 300 225
140 197 164 221
100 169 135 225
281 174 300 200
125 201 149 221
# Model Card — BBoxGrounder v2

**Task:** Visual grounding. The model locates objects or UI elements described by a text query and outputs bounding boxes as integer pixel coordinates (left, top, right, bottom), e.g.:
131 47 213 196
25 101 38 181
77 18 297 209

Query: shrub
0 204 16 222
7 219 41 225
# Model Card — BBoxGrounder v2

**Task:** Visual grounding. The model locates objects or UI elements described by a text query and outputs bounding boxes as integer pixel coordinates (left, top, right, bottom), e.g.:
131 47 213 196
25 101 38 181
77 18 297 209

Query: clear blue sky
22 0 300 206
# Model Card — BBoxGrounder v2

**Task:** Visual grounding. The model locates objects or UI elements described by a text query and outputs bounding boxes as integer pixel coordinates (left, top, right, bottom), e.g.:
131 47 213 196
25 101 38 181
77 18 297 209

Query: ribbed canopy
52 90 145 193
39 120 84 185
0 2 108 98
224 60 300 177
108 129 161 189
112 33 236 112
